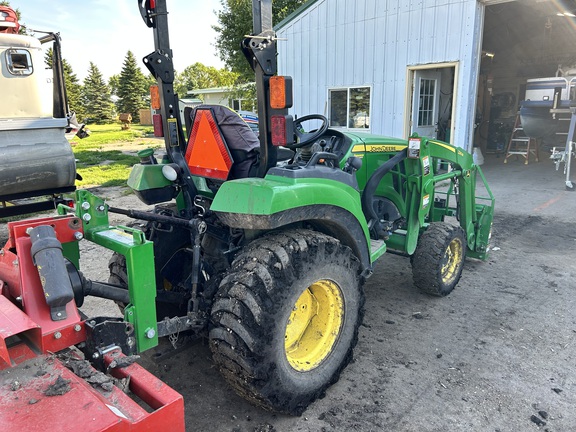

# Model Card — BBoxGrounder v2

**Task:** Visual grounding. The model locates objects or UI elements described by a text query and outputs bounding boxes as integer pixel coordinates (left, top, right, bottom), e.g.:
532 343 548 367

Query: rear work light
271 115 294 146
269 76 293 109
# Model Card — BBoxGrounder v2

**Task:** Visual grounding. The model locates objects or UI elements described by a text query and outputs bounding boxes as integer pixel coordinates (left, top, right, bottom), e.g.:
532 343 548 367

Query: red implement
0 351 184 431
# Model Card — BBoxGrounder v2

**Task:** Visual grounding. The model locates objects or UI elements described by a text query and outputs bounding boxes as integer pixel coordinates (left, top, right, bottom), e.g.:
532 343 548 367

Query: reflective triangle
185 109 233 180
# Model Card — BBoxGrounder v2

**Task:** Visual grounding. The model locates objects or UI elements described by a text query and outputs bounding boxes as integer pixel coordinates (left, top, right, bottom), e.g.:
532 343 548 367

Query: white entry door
411 70 441 139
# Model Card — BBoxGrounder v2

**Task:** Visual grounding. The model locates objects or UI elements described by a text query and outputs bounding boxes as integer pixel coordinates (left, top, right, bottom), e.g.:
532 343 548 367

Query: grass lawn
73 123 162 187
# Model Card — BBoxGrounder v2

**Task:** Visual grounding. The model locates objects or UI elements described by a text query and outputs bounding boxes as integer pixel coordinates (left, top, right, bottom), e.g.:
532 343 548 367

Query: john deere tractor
53 0 494 416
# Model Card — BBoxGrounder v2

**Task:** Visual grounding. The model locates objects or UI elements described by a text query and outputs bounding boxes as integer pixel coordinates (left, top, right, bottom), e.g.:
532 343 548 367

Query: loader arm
426 139 495 259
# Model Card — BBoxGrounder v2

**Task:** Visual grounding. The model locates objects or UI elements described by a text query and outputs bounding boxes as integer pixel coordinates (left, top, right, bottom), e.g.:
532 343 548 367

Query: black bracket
143 50 175 83
242 30 278 76
83 317 136 370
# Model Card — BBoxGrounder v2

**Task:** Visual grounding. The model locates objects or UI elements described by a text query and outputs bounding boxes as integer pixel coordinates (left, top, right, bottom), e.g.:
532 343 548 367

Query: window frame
327 85 372 131
5 49 34 76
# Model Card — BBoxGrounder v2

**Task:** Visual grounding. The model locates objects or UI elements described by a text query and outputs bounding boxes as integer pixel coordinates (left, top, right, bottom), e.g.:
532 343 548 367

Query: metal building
276 0 576 153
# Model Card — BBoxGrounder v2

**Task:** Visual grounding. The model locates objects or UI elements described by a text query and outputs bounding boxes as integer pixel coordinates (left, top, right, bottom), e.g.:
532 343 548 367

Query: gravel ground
2 153 576 431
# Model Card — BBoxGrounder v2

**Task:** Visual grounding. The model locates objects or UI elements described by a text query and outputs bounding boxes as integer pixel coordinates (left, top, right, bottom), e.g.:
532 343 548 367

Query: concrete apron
479 153 576 223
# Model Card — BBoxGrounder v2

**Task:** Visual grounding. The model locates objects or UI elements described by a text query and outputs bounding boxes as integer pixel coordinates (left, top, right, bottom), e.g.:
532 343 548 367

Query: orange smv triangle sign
185 109 233 180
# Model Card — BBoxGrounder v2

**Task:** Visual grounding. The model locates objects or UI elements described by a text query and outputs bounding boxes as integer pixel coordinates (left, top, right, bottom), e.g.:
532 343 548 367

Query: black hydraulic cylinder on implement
29 225 75 321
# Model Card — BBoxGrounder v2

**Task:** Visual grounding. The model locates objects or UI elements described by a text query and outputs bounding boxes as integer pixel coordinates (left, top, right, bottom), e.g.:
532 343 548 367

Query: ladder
550 106 576 190
504 113 539 164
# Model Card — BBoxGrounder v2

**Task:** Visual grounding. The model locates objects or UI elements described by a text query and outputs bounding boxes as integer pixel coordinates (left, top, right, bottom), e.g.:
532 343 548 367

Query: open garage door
478 0 576 154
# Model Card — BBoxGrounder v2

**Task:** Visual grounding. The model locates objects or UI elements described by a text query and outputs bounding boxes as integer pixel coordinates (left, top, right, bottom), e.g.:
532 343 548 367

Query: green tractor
68 0 494 415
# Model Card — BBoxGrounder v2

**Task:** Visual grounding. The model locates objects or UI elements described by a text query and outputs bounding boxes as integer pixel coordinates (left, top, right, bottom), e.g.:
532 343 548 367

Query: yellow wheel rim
441 237 463 284
284 280 344 372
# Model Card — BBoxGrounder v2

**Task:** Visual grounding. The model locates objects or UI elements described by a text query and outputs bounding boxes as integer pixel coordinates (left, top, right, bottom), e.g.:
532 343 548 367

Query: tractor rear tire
412 222 466 297
209 229 364 415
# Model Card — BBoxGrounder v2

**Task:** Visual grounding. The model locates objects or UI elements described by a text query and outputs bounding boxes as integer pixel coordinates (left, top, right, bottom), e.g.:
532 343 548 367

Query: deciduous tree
175 62 238 96
213 0 305 80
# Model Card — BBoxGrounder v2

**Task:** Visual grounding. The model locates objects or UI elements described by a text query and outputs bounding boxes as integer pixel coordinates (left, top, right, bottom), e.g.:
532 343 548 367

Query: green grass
75 124 154 149
74 150 139 187
73 123 159 187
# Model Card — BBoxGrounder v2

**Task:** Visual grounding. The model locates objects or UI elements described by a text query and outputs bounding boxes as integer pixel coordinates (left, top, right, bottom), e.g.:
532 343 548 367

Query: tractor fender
211 176 372 272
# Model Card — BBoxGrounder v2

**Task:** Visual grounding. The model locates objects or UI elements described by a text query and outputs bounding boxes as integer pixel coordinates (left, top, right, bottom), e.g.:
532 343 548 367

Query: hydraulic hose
361 148 408 239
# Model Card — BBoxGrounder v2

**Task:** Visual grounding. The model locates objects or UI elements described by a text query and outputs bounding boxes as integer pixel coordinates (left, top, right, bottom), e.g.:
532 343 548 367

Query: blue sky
11 0 224 80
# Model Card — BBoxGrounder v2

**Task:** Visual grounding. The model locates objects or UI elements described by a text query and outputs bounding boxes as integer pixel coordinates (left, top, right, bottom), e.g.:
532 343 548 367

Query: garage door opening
479 0 576 155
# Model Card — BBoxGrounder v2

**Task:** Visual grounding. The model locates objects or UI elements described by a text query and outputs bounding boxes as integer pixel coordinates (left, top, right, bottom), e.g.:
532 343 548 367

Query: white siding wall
277 0 484 150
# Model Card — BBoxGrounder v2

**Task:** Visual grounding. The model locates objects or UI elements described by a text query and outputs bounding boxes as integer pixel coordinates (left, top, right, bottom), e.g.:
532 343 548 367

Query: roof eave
274 0 321 31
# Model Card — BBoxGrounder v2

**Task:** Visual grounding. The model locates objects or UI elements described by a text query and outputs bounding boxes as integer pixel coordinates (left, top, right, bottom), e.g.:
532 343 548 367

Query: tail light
271 115 294 146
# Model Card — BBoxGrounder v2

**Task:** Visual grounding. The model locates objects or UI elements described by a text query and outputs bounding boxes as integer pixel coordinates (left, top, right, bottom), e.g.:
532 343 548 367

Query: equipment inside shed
477 0 576 156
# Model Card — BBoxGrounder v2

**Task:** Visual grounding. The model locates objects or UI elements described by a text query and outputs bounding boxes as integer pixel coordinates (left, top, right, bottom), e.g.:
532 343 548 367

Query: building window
418 78 435 127
328 87 370 129
230 98 256 113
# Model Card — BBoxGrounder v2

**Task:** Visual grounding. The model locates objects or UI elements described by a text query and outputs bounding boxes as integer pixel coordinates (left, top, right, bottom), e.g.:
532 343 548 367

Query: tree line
3 0 307 124
49 51 239 125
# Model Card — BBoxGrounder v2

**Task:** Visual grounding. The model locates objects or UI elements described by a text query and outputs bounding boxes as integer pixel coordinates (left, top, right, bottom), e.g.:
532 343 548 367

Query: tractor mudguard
210 174 373 271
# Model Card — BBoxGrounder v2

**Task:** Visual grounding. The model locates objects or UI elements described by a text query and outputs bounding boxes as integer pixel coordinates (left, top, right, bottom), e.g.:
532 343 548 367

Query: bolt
82 213 91 222
74 324 82 332
81 201 90 210
26 227 33 235
15 296 22 302
12 259 18 267
74 231 83 241
145 328 156 339
92 352 100 359
89 320 96 326
0 250 4 256
54 331 62 339
127 337 135 347
97 205 105 212
156 58 162 64
56 312 62 317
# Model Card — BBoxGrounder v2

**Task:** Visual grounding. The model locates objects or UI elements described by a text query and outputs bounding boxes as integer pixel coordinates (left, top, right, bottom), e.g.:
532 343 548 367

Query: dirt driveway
3 154 576 431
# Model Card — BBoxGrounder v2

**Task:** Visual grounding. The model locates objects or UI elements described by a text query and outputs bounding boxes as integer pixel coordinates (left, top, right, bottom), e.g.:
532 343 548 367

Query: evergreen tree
44 48 85 121
116 51 148 123
81 62 114 124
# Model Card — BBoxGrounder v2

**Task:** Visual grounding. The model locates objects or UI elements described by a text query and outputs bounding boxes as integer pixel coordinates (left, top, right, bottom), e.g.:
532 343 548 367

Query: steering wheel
287 114 329 149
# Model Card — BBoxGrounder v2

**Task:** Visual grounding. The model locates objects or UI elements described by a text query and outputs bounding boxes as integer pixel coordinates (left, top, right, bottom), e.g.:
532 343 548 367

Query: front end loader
0 0 494 426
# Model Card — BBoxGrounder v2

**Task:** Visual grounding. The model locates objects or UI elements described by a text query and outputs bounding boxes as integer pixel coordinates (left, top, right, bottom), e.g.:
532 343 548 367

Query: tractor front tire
412 222 467 297
209 229 364 415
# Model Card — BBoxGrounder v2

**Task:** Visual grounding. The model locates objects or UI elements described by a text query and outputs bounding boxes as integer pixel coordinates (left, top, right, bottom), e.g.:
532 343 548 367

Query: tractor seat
184 104 260 181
